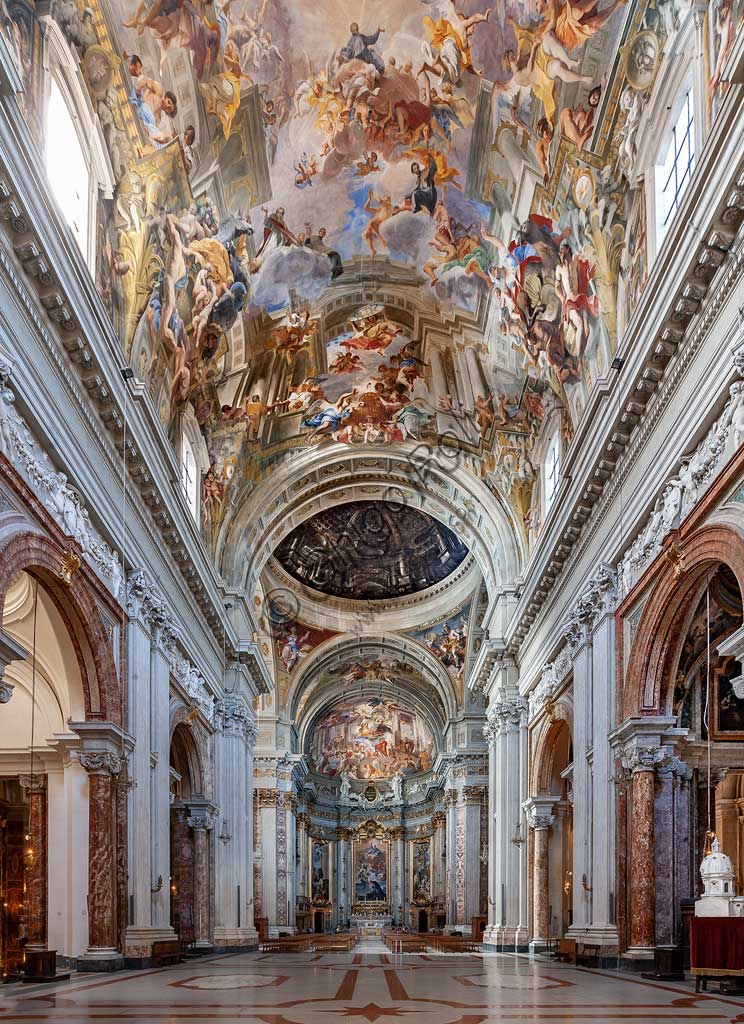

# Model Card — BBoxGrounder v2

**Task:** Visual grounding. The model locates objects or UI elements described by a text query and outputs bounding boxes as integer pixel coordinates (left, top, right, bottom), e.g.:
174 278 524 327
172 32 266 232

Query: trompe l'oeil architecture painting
3 0 730 549
0 0 743 991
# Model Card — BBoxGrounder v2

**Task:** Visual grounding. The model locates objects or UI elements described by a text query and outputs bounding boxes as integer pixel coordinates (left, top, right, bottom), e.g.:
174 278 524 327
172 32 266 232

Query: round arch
216 444 525 603
531 710 573 796
0 531 122 723
621 523 744 719
169 716 205 799
287 631 460 735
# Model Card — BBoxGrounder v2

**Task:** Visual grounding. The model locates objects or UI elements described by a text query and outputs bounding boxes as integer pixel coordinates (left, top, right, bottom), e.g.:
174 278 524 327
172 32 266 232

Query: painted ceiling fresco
308 698 435 779
3 0 736 560
273 501 469 600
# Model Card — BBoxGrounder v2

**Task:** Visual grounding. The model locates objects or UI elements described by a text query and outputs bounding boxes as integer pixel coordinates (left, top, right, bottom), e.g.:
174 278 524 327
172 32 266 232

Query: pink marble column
188 814 212 947
629 768 656 951
79 752 121 954
533 826 551 940
19 774 47 951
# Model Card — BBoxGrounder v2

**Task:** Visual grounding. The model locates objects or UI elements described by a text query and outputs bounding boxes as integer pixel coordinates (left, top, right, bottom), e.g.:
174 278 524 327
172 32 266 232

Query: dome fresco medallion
272 501 470 600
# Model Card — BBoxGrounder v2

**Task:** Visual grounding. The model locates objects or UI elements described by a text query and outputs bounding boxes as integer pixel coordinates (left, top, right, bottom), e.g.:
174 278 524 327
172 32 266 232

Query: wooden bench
260 936 313 953
152 940 181 967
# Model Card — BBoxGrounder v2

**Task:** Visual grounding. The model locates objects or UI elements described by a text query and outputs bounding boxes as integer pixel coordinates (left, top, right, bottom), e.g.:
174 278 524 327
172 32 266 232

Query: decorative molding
0 354 123 598
172 654 215 725
523 796 556 830
618 364 744 597
0 680 13 703
78 750 122 776
18 773 46 792
484 694 528 742
187 814 214 831
215 698 256 743
620 742 667 774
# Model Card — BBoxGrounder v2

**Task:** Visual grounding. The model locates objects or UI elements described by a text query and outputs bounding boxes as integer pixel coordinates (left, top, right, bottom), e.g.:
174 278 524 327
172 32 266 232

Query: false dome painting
272 501 469 600
309 698 435 780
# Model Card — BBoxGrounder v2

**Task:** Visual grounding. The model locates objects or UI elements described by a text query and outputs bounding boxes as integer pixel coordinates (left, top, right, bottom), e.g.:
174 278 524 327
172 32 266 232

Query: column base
77 948 126 972
124 925 178 961
213 926 259 951
529 938 550 954
483 926 528 951
620 947 656 972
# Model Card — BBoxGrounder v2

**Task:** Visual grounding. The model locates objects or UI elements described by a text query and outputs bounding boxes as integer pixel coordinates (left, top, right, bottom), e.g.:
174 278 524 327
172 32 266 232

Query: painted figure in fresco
199 39 249 138
554 241 598 356
410 154 438 215
362 192 398 257
559 84 601 150
303 225 344 279
268 310 318 366
421 9 494 83
339 23 385 76
128 57 179 145
709 0 735 104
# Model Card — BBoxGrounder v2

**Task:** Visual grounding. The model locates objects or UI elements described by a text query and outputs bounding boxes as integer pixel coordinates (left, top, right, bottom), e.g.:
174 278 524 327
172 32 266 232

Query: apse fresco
7 0 727 550
309 698 435 779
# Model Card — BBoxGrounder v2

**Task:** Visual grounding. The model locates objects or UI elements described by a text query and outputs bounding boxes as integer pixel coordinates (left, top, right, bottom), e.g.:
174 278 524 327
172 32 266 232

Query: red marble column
533 826 551 940
19 775 47 952
79 752 121 954
629 768 656 951
187 814 212 947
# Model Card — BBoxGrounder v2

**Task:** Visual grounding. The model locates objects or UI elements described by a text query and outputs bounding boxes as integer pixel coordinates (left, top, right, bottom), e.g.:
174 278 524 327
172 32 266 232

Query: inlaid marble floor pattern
2 951 744 1023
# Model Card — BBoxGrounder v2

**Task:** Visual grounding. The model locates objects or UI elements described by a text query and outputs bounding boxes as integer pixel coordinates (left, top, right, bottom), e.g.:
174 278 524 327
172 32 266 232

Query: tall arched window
181 434 199 522
44 76 91 262
543 433 561 515
655 87 695 244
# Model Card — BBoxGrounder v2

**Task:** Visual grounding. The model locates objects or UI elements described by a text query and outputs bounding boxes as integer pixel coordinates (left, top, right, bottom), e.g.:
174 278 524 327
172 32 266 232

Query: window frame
40 17 115 271
543 432 561 517
654 85 695 245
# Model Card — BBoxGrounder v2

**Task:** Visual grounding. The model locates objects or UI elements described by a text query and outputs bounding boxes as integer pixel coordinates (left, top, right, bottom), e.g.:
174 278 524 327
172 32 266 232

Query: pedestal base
620 947 656 972
124 925 178 960
77 949 125 973
213 926 259 950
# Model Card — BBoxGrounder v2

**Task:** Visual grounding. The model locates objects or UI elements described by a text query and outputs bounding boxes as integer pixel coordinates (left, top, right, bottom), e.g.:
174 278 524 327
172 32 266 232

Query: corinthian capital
215 698 256 742
78 751 122 776
621 742 667 774
523 796 556 830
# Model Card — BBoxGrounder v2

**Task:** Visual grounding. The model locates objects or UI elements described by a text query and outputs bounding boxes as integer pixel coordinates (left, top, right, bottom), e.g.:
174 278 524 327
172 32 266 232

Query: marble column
79 752 122 959
444 789 458 927
391 827 406 924
484 687 528 949
587 572 619 949
187 812 213 948
256 790 277 931
626 757 659 955
19 774 47 951
432 812 446 905
214 698 258 948
524 797 556 951
463 788 484 928
150 616 176 934
569 620 593 935
297 814 309 902
336 828 351 926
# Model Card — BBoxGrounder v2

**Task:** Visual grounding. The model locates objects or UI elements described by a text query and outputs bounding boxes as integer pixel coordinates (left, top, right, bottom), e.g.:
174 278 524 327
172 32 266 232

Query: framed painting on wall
411 838 431 904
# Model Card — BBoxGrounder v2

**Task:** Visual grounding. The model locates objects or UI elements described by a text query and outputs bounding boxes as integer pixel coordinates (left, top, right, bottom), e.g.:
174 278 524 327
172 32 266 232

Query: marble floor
2 951 744 1023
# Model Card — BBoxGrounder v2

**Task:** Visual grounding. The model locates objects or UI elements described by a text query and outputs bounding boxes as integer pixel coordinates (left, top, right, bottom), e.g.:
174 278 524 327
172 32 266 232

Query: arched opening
619 524 744 955
169 721 211 950
0 571 89 972
529 714 573 950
